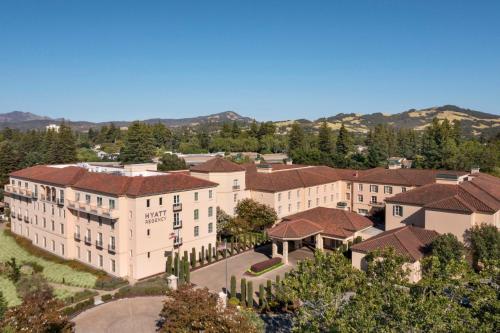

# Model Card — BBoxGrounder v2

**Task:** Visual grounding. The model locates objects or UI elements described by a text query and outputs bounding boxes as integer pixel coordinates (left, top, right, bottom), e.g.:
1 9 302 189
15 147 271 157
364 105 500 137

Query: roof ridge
463 181 499 210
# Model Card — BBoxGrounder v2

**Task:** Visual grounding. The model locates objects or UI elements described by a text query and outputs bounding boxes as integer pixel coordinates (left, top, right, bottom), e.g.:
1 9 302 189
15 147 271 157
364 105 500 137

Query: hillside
275 105 500 137
0 105 498 137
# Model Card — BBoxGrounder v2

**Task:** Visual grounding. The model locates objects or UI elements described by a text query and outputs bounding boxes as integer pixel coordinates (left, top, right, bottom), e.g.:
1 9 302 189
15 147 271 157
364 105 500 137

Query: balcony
108 244 116 254
23 216 29 223
369 201 385 208
84 236 92 245
4 185 34 199
74 233 81 241
95 240 103 249
17 214 22 221
232 185 240 191
56 198 64 206
173 220 182 229
67 200 119 220
174 237 183 247
173 203 182 212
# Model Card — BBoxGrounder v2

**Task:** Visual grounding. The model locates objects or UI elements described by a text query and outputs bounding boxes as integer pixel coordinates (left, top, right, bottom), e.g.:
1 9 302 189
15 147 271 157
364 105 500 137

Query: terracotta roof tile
271 207 373 239
190 157 245 173
10 165 86 187
267 218 324 239
356 168 467 187
351 226 439 261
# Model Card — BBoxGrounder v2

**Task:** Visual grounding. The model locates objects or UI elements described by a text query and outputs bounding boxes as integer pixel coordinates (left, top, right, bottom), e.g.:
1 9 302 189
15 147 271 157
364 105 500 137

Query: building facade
6 163 218 280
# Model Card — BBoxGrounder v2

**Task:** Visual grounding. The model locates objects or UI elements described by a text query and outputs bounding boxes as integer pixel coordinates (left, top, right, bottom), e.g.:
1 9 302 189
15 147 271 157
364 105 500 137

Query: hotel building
5 163 218 280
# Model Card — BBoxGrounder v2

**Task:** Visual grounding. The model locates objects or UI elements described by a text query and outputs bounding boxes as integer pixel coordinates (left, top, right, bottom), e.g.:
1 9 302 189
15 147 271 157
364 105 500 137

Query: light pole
224 239 228 296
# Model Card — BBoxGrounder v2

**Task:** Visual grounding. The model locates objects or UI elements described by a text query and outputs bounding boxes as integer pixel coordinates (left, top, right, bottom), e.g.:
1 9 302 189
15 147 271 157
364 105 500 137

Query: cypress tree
230 275 236 298
174 253 180 277
240 278 247 306
288 122 305 152
191 248 196 268
184 259 190 284
208 243 212 263
120 121 155 163
259 284 265 308
247 281 254 308
266 279 272 295
200 246 205 265
318 120 333 154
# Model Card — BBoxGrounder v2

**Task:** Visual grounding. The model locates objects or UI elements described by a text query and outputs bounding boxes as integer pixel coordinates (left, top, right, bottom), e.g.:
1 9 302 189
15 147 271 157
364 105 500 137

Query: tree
335 123 353 167
235 199 277 231
158 286 262 333
0 291 7 322
216 207 233 236
56 123 78 163
0 141 19 185
1 288 73 332
120 121 155 163
426 233 464 268
152 122 172 149
318 121 333 154
158 153 187 171
288 122 305 152
464 224 500 268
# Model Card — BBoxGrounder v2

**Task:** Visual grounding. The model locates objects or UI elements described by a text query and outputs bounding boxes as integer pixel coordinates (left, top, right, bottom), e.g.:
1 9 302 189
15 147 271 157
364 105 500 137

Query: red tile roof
269 207 373 239
356 168 468 186
386 174 500 214
351 226 439 262
10 165 86 187
190 157 245 173
10 165 218 197
267 218 324 240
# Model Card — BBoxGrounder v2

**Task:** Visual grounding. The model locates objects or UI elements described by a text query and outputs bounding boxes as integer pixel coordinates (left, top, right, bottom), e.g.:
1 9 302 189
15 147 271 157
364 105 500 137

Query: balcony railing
108 244 116 254
74 233 81 241
56 198 64 206
232 185 240 190
173 220 182 229
67 200 119 220
95 240 103 249
174 237 183 247
173 203 182 212
84 236 92 245
369 201 385 207
17 214 22 220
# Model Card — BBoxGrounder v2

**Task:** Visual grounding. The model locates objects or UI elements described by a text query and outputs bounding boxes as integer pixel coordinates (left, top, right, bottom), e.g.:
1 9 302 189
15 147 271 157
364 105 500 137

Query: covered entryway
267 218 324 264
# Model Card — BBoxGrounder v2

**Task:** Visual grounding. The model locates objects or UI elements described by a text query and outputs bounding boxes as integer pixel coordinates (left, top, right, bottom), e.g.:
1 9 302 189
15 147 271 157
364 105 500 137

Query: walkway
190 244 314 294
73 296 165 333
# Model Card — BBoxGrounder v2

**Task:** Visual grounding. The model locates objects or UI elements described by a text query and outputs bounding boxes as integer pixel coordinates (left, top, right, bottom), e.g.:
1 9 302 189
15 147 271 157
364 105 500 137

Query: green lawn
0 276 21 307
0 231 97 288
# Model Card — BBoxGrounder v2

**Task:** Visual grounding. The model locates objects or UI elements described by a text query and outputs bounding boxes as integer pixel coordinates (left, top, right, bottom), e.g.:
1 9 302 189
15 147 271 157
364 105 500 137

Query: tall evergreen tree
335 123 353 167
318 121 333 154
288 122 305 152
120 121 155 163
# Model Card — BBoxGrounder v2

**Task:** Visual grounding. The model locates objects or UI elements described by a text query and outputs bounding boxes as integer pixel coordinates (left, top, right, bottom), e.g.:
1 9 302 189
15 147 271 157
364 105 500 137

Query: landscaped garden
0 230 97 288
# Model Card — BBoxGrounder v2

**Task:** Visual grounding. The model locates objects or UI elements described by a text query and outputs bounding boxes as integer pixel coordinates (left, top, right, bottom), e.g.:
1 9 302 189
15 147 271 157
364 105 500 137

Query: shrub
208 244 212 264
191 248 196 268
228 296 239 307
266 279 272 295
62 297 95 316
248 257 282 276
94 276 128 290
184 260 190 284
259 284 265 308
240 278 247 307
101 294 113 302
230 275 236 298
114 276 169 299
247 281 253 308
22 261 44 273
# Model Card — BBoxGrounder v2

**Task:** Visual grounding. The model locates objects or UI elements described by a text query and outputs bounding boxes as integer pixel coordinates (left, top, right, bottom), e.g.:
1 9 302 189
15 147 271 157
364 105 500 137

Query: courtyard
190 243 314 294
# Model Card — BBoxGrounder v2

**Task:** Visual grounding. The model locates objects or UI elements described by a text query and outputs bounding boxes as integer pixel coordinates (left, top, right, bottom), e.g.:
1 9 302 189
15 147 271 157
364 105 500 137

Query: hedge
248 258 283 276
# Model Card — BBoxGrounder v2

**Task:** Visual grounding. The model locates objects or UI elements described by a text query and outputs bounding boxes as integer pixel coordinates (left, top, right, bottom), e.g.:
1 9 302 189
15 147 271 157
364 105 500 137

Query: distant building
387 157 412 169
46 124 60 132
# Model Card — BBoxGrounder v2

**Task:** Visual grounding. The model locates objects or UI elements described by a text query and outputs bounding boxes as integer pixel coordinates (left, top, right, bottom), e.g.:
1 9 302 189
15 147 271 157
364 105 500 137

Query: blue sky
0 1 499 121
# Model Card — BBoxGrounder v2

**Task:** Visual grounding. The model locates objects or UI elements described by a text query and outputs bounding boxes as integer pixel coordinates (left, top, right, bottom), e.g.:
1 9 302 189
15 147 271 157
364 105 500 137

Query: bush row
249 257 282 274
228 273 285 310
61 297 95 317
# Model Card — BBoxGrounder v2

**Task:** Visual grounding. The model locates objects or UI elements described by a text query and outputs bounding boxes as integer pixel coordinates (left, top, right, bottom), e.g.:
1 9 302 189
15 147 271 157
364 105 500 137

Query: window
393 205 403 217
346 193 351 200
43 237 47 248
147 252 150 258
61 244 65 256
76 192 80 201
384 186 393 194
371 196 377 204
77 246 80 258
358 184 363 191
194 226 199 237
358 195 364 203
297 202 300 210
308 200 311 208
288 204 291 212
347 183 351 190
370 185 378 193
60 223 64 234
278 206 282 214
159 197 163 205
209 190 213 199
401 187 407 193
174 213 181 227
110 236 116 248
85 194 91 204
35 233 39 244
208 206 213 217
87 250 91 263
297 190 300 198
147 229 150 236
358 209 368 215
146 199 150 208
51 240 55 251
97 197 103 207
174 195 180 204
76 225 80 236
99 255 103 267
109 199 115 209
208 223 213 233
278 193 281 202
288 191 291 200
110 259 116 272
194 209 199 220
98 232 103 244
233 193 238 202
233 179 239 189
51 220 55 231
194 192 199 201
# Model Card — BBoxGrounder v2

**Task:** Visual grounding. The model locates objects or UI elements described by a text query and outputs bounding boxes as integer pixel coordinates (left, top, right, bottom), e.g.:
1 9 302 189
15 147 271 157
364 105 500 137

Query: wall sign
145 210 168 224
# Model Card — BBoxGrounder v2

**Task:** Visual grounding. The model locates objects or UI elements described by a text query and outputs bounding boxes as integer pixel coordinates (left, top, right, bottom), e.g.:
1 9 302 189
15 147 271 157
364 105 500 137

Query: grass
247 262 284 276
0 276 21 307
0 231 97 288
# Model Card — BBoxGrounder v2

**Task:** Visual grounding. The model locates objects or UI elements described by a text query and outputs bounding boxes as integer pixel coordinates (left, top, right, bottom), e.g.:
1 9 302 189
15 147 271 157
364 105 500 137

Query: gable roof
268 207 373 239
190 157 245 173
351 226 439 262
267 218 324 240
386 174 500 214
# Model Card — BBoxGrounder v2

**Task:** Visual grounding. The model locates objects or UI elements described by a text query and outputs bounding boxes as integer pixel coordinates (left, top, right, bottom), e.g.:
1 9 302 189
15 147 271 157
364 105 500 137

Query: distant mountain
0 106 498 137
0 111 254 131
0 111 52 122
275 105 500 137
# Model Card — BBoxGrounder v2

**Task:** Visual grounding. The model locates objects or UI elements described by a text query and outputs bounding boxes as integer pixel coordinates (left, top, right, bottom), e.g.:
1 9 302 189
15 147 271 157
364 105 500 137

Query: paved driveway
73 296 165 333
191 244 314 294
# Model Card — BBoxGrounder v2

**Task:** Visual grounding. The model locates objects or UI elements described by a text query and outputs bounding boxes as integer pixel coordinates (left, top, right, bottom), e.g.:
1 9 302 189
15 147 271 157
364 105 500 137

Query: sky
0 1 499 122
